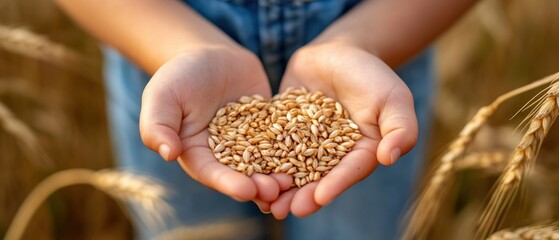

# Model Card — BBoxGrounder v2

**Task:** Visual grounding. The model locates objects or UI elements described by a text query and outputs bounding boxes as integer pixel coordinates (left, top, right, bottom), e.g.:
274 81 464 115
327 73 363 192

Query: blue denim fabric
103 0 434 239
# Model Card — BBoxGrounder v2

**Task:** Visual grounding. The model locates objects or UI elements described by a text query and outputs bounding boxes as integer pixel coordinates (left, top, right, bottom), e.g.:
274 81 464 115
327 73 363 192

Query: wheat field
1 0 559 239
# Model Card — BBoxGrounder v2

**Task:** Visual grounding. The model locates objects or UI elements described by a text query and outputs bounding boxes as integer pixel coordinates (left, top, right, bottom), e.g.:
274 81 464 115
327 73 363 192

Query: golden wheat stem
4 169 173 240
403 72 559 240
455 150 509 171
4 169 94 240
475 81 559 239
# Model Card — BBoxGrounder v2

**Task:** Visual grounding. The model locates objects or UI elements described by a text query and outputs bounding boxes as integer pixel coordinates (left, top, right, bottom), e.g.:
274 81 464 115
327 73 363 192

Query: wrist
291 41 377 71
170 43 258 67
149 37 253 74
307 36 379 58
177 41 248 57
179 45 238 58
285 41 389 94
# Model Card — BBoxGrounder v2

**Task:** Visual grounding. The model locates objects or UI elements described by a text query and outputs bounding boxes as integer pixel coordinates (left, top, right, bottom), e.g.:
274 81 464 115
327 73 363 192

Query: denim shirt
103 1 434 239
182 0 360 92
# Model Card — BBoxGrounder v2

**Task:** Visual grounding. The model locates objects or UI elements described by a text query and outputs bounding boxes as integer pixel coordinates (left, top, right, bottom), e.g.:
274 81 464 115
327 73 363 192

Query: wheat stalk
0 80 41 101
487 221 559 240
0 100 52 168
475 80 559 239
0 25 79 66
403 72 559 240
4 169 174 240
455 150 509 172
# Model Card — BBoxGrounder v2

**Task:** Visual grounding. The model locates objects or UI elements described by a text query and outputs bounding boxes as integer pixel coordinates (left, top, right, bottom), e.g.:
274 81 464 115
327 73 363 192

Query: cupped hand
270 43 418 219
139 46 291 204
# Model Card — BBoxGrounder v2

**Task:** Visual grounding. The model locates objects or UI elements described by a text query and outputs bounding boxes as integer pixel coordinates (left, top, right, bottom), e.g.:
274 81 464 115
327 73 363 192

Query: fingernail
158 144 171 161
255 203 270 214
390 148 401 165
258 206 271 214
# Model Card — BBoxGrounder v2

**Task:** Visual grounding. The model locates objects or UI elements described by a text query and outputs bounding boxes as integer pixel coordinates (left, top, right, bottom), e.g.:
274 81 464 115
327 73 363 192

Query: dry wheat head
476 81 559 239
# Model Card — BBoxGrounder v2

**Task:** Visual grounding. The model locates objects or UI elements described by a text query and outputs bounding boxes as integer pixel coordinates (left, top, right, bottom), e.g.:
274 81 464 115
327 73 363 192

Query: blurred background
0 0 558 239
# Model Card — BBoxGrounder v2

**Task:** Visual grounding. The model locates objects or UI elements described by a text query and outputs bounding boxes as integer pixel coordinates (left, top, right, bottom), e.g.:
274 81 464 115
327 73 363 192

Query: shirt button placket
258 0 283 93
258 0 307 93
282 1 305 66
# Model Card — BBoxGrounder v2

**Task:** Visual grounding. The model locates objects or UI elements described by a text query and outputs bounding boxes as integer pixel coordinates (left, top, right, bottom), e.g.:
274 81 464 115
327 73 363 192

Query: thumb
139 82 183 162
376 86 418 166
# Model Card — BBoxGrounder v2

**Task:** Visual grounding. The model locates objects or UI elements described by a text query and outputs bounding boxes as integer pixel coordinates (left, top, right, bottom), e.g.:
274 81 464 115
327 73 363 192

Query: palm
270 45 417 218
140 48 291 203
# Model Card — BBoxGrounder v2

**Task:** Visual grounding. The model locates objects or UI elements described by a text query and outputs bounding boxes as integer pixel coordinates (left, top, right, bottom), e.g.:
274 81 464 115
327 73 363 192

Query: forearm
55 0 240 74
312 0 477 67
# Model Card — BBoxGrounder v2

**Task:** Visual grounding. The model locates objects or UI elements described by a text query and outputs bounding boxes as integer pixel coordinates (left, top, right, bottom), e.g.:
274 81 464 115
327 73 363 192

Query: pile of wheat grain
208 87 361 188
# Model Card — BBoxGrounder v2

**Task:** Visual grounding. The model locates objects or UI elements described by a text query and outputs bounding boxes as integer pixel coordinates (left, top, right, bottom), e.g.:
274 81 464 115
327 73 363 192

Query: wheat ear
475 80 559 239
403 72 559 240
0 25 79 66
486 221 559 240
4 169 174 240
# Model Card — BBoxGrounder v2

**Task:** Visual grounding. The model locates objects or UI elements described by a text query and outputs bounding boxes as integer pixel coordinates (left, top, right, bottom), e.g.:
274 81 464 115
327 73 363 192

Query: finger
290 182 321 217
314 138 378 206
178 141 257 201
269 173 294 192
251 174 280 202
270 188 297 220
253 199 271 214
139 81 182 162
377 86 418 165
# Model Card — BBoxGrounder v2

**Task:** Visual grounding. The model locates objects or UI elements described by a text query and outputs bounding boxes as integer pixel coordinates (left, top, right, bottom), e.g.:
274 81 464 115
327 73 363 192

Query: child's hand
139 46 292 204
270 43 418 219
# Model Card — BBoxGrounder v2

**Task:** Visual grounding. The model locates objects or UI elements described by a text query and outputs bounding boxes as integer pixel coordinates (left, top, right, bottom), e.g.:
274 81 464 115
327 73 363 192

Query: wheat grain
4 169 175 240
476 81 559 239
404 72 559 240
208 87 361 188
